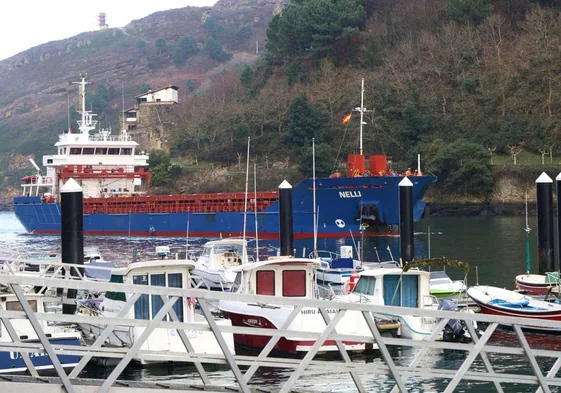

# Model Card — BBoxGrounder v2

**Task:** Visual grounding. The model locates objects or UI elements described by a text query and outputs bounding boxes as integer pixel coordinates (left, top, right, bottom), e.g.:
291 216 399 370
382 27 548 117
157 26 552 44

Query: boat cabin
104 259 196 322
232 257 321 298
0 293 51 339
351 268 435 308
197 239 251 270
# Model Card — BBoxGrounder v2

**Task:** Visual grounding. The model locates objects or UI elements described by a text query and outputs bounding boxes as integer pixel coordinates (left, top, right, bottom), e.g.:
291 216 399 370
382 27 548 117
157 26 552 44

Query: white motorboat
191 238 253 291
77 258 234 365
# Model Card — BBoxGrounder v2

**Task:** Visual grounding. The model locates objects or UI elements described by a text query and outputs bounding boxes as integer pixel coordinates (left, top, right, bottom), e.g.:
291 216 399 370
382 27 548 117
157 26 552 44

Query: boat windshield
354 276 376 296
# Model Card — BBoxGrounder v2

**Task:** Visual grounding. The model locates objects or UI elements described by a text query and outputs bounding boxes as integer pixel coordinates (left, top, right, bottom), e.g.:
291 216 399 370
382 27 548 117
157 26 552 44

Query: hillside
0 0 279 161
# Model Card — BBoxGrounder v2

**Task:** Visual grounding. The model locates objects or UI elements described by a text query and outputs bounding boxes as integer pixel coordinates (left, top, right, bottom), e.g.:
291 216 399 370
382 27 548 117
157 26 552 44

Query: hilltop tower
97 12 108 30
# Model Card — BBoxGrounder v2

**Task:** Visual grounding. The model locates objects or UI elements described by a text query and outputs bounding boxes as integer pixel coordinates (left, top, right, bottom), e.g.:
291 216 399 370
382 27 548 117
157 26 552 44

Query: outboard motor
438 299 471 343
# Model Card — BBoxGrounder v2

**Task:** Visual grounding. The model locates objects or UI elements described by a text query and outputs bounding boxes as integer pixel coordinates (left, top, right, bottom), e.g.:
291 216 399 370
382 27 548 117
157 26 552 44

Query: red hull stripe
31 230 399 238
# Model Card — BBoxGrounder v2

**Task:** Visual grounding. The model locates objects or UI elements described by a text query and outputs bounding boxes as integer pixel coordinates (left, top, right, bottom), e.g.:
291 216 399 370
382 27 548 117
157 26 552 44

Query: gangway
0 258 560 392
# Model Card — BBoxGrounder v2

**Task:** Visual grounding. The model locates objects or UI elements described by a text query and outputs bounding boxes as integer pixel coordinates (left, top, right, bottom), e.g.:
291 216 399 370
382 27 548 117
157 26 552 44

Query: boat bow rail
0 269 560 392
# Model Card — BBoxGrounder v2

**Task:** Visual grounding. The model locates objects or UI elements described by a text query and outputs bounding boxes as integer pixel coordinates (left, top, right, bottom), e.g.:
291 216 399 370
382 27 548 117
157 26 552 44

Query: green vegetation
148 150 182 186
204 37 231 62
155 38 168 54
174 35 199 65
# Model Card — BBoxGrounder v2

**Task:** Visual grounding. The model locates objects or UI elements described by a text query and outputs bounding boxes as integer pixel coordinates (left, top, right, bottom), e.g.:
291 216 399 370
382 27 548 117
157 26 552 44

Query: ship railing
1 272 561 392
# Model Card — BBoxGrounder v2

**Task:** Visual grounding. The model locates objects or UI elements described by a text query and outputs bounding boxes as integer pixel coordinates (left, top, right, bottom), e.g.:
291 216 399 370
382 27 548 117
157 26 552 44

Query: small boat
334 266 443 341
467 285 561 333
429 271 467 298
191 238 252 291
83 247 106 264
515 273 560 296
77 257 234 365
313 246 364 284
218 256 388 356
0 293 82 373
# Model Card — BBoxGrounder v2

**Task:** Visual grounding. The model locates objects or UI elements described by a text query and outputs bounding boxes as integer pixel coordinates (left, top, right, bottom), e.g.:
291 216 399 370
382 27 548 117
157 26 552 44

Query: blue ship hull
14 175 435 238
0 337 81 373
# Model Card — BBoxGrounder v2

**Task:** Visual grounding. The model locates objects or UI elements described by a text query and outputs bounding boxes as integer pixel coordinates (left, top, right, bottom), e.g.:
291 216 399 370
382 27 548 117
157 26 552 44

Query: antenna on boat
312 138 318 258
253 161 259 261
524 191 531 274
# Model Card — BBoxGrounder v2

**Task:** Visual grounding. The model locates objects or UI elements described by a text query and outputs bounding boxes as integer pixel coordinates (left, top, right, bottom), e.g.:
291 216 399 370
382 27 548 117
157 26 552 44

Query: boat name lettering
301 308 338 315
243 318 263 327
339 191 362 198
10 351 48 360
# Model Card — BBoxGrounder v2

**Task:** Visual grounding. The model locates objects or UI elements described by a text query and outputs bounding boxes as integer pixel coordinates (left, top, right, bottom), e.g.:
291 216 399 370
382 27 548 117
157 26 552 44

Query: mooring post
60 177 84 314
399 176 414 265
536 172 554 275
279 180 293 257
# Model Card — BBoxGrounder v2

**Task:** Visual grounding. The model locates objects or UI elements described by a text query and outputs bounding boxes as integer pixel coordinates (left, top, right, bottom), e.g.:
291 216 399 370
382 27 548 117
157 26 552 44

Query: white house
136 86 179 104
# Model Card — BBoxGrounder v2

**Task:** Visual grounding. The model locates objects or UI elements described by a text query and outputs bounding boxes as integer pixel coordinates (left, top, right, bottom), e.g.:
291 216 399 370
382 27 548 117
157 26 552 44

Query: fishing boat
217 256 398 356
191 238 253 291
76 257 234 365
467 285 561 333
13 76 435 239
0 293 82 373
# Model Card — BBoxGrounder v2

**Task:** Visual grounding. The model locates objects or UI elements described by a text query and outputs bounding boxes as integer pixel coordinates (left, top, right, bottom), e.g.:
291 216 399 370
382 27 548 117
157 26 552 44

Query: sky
0 0 217 61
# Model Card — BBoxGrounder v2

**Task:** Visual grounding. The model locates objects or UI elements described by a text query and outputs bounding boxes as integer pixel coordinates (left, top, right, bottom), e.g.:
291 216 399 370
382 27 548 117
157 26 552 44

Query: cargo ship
13 76 436 239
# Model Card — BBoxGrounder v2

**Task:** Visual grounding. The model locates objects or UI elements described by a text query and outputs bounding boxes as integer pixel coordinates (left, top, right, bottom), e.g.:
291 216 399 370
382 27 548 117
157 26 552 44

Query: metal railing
0 258 560 393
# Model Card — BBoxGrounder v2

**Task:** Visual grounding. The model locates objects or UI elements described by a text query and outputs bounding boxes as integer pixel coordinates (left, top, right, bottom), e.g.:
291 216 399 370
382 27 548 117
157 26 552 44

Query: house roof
136 85 179 99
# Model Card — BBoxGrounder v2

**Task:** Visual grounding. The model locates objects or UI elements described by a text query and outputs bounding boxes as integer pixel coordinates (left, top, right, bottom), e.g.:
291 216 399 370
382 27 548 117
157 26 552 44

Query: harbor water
0 211 559 392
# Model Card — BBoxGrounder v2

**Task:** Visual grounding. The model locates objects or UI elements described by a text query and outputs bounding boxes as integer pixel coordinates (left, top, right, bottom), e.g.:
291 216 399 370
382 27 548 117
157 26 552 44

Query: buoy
348 270 359 293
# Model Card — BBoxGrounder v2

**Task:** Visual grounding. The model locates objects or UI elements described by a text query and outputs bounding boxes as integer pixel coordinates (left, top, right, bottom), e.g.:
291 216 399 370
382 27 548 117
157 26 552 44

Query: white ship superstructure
21 75 150 199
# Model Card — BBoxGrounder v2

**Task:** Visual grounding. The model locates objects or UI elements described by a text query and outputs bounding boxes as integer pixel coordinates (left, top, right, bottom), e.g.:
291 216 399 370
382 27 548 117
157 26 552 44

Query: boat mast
312 138 318 257
72 74 97 135
253 161 259 261
242 137 250 264
524 192 531 274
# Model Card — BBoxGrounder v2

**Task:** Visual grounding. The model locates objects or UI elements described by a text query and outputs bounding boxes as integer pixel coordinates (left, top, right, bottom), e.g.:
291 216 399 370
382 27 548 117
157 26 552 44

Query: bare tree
486 146 497 165
548 143 555 164
507 143 524 165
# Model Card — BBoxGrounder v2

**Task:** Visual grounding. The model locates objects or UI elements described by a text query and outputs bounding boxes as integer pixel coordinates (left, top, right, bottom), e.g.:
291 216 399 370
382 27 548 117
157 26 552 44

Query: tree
285 94 328 149
445 0 493 25
240 66 255 99
148 150 173 186
174 36 199 65
136 39 148 55
428 140 493 197
265 0 365 64
139 83 151 94
298 142 335 177
155 38 168 54
205 37 231 62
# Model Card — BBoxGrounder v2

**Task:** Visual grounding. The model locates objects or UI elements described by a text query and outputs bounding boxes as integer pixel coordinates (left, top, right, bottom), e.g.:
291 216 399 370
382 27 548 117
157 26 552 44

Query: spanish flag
341 113 352 125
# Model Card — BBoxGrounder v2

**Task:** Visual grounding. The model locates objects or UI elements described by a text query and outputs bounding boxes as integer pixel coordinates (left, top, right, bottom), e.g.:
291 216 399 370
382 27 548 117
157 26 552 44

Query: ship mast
354 78 371 156
73 74 97 135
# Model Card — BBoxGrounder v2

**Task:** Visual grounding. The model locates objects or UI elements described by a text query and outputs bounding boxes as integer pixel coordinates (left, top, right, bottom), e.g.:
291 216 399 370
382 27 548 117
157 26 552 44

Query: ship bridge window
121 148 132 155
256 270 275 296
282 270 306 297
83 148 95 155
70 148 82 155
108 148 120 155
95 148 107 155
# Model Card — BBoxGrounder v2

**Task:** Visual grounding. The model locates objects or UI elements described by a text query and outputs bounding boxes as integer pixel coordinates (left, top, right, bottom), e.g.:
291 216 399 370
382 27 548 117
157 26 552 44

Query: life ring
46 177 52 183
353 169 360 177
